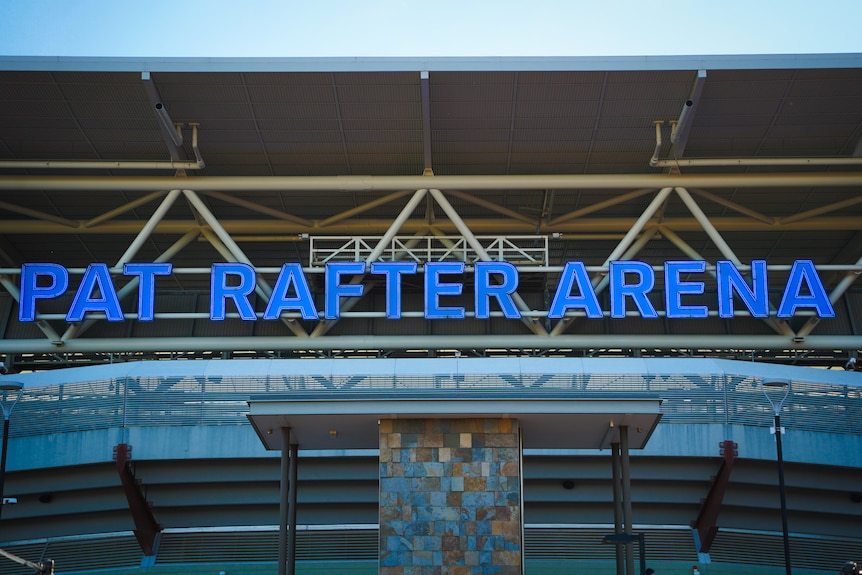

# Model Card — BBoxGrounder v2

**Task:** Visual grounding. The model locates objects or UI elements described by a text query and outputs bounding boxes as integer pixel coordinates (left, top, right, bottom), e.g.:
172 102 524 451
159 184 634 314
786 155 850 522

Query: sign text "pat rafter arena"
16 259 834 322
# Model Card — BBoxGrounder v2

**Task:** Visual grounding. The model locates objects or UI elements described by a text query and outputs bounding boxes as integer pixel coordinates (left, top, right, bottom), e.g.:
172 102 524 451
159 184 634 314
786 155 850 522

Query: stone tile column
379 418 522 575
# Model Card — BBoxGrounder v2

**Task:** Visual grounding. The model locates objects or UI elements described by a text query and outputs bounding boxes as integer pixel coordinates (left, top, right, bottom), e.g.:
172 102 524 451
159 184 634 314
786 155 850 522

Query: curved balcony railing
6 359 861 439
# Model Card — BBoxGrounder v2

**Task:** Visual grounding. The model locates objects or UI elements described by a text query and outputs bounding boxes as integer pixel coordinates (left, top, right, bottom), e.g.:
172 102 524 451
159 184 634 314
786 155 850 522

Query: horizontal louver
9 527 854 572
156 528 378 563
0 534 141 575
710 530 862 572
526 527 697 562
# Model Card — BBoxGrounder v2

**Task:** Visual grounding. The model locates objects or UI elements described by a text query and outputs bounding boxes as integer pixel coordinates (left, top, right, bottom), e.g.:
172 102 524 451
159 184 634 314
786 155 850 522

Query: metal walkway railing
9 370 862 438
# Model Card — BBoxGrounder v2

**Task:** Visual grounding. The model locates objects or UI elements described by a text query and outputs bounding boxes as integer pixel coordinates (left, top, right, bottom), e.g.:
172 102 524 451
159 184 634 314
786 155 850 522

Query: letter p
19 263 69 321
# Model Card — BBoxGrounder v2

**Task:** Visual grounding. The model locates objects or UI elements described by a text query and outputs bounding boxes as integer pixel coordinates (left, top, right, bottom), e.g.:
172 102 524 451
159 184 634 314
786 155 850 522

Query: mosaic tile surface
379 418 522 575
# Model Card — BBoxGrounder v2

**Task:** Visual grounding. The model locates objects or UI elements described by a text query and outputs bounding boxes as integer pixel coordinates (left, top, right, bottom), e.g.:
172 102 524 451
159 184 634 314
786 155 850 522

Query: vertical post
763 378 792 575
0 418 9 522
611 441 625 575
775 414 792 575
0 382 24 524
620 425 635 575
637 532 646 575
287 441 298 575
278 427 291 575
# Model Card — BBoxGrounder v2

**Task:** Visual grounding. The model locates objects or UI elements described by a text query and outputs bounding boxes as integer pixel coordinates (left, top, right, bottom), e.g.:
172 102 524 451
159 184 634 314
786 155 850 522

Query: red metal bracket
691 439 737 553
113 443 160 556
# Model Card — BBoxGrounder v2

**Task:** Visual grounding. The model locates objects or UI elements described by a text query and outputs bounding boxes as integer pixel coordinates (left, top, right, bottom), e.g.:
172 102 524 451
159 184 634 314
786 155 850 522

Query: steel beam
692 440 738 553
653 157 862 168
62 229 201 341
430 189 548 336
675 187 794 337
551 226 659 336
187 191 310 338
444 190 538 226
548 188 656 226
797 254 862 338
421 71 433 174
688 188 774 224
113 443 160 556
659 226 794 339
0 274 63 344
115 189 182 266
83 191 169 228
778 195 862 225
2 172 862 192
666 69 707 160
318 190 412 228
1 215 861 236
0 200 78 228
310 189 428 337
550 186 671 336
1 334 860 354
200 190 314 227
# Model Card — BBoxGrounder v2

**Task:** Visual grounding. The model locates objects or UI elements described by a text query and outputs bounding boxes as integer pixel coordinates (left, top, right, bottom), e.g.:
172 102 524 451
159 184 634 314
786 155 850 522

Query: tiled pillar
379 418 522 575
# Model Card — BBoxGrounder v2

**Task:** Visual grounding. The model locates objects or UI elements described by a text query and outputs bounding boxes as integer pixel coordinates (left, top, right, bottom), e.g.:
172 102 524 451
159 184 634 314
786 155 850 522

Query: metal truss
310 235 549 267
1 172 862 368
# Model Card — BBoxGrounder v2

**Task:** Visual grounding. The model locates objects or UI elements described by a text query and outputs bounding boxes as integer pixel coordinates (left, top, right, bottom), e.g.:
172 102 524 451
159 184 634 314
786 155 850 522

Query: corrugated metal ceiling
0 55 861 364
1 59 861 268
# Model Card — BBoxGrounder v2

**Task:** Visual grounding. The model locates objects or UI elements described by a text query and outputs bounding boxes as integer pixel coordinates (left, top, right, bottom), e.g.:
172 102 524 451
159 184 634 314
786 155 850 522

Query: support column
278 427 298 575
379 418 523 575
288 441 298 575
611 441 625 575
620 425 635 575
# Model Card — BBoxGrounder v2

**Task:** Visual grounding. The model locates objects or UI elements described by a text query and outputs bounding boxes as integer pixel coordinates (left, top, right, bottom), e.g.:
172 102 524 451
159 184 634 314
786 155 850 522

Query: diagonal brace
692 440 737 553
430 189 548 336
113 443 160 556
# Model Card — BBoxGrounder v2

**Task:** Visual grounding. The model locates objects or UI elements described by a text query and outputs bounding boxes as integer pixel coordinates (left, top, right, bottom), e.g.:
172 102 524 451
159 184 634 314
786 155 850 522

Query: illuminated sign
17 259 835 322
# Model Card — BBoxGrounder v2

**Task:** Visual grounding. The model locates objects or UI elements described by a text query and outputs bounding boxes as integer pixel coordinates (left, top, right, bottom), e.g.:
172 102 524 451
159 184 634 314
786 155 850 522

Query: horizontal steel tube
653 157 862 168
0 159 204 170
1 335 860 353
30 309 819 320
1 216 860 235
3 264 862 275
2 172 862 192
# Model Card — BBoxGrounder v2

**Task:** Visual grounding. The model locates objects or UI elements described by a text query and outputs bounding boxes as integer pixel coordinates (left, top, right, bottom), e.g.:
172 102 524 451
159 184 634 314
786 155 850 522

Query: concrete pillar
379 417 523 575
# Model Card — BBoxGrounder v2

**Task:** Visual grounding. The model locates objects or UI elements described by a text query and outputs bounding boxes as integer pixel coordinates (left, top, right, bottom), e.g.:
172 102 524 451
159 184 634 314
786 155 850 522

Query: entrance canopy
247 397 662 450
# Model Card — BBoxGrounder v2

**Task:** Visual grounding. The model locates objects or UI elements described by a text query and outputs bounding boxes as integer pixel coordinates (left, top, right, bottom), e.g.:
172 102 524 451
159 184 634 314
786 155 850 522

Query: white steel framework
1 173 861 364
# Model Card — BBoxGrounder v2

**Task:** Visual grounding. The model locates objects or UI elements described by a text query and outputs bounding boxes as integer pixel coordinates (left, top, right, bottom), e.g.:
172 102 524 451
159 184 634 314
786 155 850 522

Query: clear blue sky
1 0 861 58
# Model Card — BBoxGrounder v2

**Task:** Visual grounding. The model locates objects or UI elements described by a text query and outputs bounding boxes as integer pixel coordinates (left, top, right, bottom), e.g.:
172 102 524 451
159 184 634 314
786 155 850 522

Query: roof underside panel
1 56 861 368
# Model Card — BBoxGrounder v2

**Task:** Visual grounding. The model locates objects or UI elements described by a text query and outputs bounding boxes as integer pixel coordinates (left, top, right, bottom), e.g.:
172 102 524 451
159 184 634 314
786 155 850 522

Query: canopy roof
1 55 861 369
247 397 662 450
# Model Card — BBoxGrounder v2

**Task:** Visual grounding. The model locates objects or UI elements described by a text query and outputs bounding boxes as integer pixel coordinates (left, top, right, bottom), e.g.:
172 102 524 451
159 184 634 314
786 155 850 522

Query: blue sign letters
16 259 836 323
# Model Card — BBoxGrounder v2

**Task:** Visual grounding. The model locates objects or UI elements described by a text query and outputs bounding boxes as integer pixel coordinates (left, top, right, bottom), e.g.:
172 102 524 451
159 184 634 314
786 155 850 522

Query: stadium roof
1 54 861 369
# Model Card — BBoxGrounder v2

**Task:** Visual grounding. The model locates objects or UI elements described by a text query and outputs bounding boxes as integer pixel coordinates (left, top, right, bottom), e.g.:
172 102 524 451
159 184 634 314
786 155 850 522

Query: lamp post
0 380 24 523
762 378 792 575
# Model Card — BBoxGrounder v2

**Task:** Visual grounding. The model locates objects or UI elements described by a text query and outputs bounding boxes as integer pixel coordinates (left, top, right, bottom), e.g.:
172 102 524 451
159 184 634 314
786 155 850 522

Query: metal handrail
7 371 861 439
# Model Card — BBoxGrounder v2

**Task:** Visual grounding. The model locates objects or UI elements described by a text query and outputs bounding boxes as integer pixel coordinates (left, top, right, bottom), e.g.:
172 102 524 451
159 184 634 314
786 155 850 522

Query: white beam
2 172 862 192
185 190 310 339
674 187 794 337
430 189 548 336
1 334 860 353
